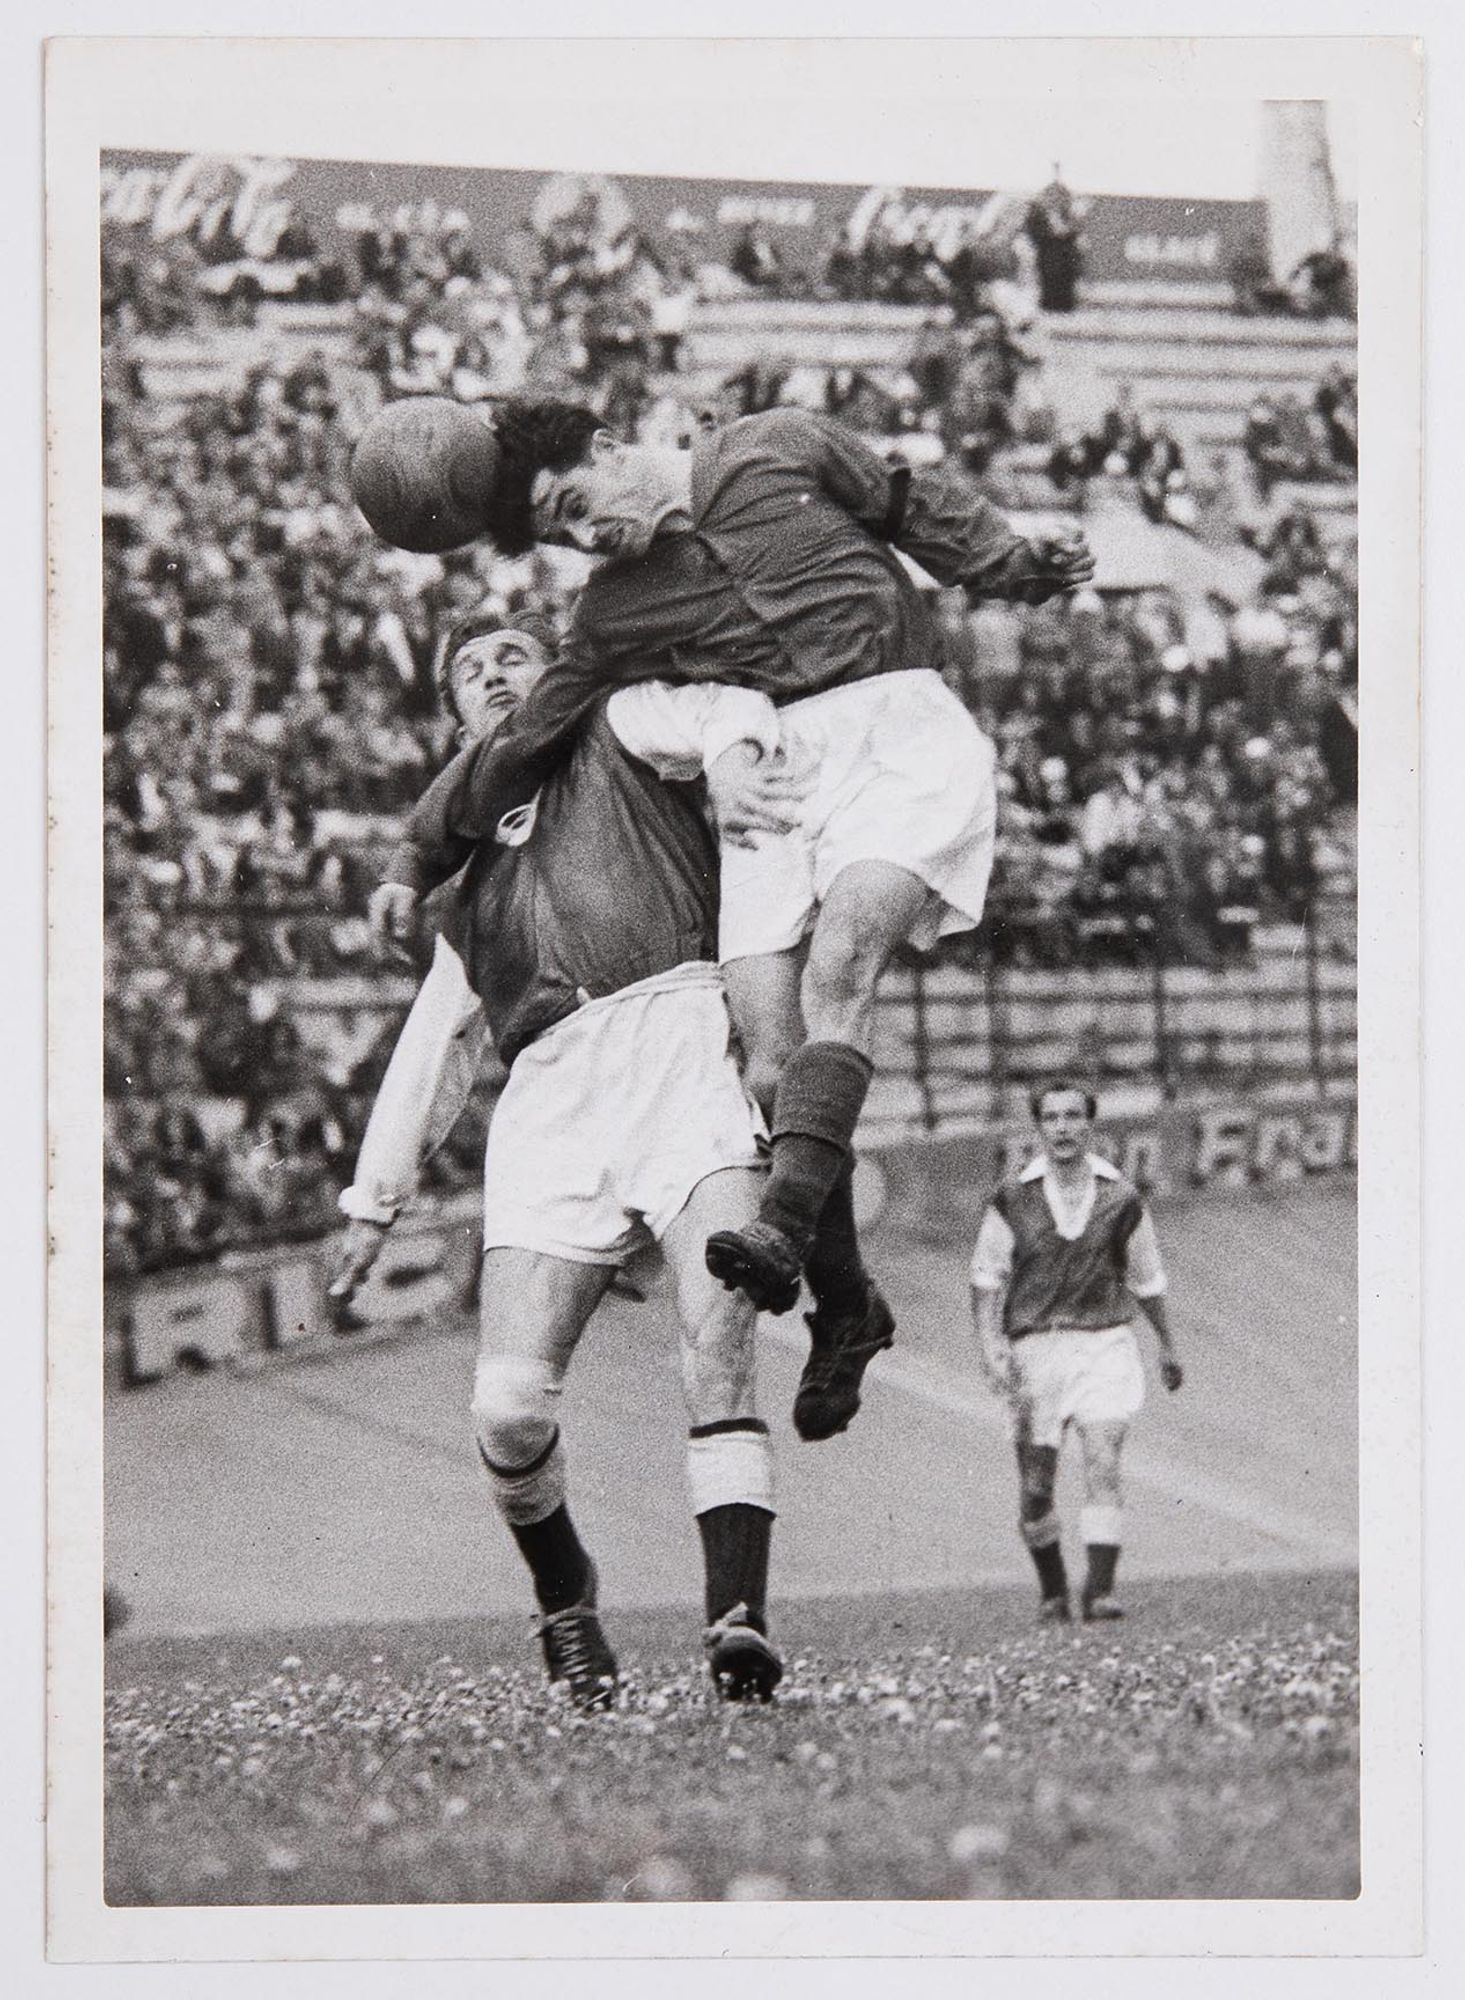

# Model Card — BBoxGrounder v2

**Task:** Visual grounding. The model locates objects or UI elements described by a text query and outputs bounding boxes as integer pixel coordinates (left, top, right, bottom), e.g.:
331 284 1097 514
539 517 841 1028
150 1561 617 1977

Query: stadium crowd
1241 366 1358 496
101 189 1357 1274
945 566 1354 971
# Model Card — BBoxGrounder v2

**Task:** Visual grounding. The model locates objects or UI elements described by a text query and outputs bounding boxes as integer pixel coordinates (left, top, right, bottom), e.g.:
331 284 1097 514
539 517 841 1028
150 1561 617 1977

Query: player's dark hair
482 397 605 556
1029 1077 1098 1121
434 606 558 722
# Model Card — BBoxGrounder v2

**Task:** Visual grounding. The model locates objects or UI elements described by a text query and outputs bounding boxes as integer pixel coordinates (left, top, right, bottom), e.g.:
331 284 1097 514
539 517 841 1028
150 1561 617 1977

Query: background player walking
969 1081 1184 1623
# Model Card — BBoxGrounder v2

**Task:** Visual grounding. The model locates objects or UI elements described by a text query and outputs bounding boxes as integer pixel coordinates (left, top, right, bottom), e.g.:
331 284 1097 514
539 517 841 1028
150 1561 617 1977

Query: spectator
1132 422 1196 529
1287 242 1355 321
1023 172 1086 312
1242 394 1300 499
1089 383 1145 475
650 276 694 372
730 222 783 291
942 314 1029 472
101 176 1354 1273
1314 365 1357 473
1046 427 1094 502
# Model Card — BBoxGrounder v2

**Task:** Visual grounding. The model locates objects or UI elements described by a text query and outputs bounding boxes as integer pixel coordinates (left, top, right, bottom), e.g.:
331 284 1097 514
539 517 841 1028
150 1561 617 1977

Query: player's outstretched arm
773 405 1094 604
332 936 486 1305
606 681 782 779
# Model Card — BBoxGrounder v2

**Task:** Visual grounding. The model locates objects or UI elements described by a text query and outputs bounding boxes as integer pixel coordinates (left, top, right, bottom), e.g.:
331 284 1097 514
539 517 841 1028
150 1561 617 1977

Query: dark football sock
507 1503 592 1616
1084 1543 1120 1602
803 1158 871 1318
696 1503 774 1630
760 1042 874 1258
1030 1540 1069 1601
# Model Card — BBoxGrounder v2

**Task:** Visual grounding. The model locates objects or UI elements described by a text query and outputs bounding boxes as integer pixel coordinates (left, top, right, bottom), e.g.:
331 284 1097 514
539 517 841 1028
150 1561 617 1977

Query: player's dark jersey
564 408 1022 703
992 1169 1146 1341
392 407 1027 898
417 702 718 1069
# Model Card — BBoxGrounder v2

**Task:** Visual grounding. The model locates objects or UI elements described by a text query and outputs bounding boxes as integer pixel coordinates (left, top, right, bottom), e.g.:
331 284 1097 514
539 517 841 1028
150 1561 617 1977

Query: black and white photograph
41 32 1424 1966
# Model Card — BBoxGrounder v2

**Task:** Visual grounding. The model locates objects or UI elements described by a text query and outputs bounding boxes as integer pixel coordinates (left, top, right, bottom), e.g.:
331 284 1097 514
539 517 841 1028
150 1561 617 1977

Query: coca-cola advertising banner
99 150 1264 286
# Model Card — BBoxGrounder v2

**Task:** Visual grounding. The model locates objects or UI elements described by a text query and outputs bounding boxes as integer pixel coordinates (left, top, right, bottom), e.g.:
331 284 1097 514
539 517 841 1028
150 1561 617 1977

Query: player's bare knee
1019 1455 1062 1548
1020 1477 1056 1522
471 1353 561 1470
1017 1445 1058 1519
1078 1424 1124 1501
1085 1466 1123 1507
472 1355 567 1525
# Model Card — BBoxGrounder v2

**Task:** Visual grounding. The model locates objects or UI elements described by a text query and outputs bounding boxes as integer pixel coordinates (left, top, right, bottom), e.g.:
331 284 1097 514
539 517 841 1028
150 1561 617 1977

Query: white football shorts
481 962 766 1265
1008 1324 1147 1449
718 668 998 962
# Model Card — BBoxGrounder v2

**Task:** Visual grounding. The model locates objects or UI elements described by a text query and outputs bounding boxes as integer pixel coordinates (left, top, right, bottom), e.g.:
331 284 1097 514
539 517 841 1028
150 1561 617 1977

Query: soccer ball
350 397 504 554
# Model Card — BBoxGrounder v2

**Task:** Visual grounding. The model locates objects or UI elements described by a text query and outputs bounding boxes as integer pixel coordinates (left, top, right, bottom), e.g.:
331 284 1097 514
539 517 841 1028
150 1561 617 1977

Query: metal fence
863 918 1355 1145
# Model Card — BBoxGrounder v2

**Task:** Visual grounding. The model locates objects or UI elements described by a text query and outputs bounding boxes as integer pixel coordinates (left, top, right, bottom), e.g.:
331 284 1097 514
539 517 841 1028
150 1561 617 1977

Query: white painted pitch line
760 1323 1357 1570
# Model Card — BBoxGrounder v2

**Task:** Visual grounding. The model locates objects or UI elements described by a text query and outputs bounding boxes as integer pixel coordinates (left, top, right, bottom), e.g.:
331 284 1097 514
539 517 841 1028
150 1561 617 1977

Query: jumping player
969 1081 1184 1623
356 396 1093 1437
334 612 791 1707
606 666 997 1440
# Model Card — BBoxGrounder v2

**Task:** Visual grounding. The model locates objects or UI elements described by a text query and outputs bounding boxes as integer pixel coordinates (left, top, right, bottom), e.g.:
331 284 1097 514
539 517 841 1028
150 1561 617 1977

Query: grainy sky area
903 100 1356 202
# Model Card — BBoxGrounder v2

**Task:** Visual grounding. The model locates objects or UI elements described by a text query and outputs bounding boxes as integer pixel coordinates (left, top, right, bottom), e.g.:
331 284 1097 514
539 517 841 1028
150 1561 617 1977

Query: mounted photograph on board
45 35 1421 1965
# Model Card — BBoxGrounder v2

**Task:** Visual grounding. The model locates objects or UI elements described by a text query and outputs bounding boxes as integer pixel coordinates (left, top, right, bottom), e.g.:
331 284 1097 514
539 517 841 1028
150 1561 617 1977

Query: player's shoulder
725 404 830 456
1090 1153 1147 1212
569 564 616 628
739 403 822 432
988 1166 1033 1213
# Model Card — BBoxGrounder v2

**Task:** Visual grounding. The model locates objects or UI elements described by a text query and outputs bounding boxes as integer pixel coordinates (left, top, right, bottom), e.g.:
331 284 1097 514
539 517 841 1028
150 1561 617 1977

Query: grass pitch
105 1568 1357 1906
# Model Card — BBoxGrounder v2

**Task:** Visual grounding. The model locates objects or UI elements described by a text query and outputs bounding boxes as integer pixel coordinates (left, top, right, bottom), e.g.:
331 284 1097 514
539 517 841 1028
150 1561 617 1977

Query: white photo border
43 31 1423 1966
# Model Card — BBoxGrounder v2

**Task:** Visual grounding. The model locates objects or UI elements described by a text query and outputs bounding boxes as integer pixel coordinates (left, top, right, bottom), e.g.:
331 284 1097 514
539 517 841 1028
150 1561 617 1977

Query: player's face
1037 1090 1092 1163
449 630 550 747
529 433 672 561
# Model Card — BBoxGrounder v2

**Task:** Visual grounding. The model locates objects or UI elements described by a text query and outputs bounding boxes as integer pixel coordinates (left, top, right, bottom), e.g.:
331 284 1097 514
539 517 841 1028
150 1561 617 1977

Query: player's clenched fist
368 880 419 955
983 528 1096 607
328 1217 391 1307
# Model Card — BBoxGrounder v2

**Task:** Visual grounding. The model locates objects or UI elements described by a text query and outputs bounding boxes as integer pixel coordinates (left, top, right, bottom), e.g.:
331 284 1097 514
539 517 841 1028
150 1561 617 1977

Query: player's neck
1046 1151 1092 1192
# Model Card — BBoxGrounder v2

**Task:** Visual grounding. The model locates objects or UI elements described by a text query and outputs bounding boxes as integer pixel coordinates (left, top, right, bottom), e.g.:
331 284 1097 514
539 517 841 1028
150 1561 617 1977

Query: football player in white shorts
616 663 998 1441
335 614 796 1708
356 397 1092 1445
969 1080 1184 1623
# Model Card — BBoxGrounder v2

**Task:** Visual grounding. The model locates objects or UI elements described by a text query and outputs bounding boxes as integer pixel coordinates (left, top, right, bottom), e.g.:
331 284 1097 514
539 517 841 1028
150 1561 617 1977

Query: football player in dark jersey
335 615 792 1707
